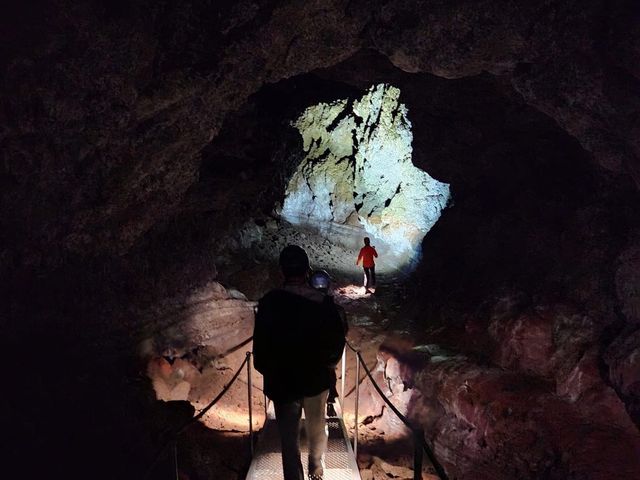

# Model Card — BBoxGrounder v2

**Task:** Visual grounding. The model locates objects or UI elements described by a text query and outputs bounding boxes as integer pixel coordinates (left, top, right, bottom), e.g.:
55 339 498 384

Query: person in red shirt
356 237 378 293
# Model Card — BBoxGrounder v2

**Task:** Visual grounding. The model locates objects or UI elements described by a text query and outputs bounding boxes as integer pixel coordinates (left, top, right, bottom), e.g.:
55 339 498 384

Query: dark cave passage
2 3 640 480
91 61 640 479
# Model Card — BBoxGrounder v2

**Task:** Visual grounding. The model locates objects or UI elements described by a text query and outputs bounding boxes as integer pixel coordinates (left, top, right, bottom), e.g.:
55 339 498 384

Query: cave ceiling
1 0 639 277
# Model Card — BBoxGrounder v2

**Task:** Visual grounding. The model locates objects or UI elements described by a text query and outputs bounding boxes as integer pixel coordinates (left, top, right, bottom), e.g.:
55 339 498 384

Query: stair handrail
343 340 449 480
145 334 450 480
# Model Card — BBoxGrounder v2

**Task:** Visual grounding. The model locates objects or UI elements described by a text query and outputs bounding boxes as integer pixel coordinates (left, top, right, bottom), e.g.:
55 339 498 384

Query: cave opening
280 82 450 278
4 4 640 480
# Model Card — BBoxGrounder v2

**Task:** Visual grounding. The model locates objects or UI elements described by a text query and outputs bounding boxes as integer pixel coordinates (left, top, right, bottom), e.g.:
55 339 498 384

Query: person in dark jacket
253 246 345 480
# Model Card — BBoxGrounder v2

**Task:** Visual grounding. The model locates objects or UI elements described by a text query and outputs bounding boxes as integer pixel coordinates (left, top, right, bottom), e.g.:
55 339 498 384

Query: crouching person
253 245 346 480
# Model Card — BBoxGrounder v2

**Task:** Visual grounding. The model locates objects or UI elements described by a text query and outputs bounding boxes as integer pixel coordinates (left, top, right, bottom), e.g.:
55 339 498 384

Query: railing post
340 346 346 410
246 351 254 456
354 351 360 458
413 429 424 480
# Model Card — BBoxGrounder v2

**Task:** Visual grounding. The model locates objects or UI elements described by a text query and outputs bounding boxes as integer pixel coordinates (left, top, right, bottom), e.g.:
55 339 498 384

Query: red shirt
357 245 378 268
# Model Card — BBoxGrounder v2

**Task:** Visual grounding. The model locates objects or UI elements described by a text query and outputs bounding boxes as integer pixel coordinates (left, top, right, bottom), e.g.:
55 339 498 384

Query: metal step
245 405 361 480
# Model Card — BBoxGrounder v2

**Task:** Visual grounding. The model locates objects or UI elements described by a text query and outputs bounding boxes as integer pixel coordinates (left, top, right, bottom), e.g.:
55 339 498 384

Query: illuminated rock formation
282 84 450 261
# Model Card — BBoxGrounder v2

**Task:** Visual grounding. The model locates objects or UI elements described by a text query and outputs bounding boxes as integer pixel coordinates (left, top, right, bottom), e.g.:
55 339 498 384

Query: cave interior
2 2 640 480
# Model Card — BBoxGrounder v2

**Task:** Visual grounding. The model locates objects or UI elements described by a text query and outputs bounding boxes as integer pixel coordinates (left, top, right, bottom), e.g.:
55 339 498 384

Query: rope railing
144 335 449 480
184 352 249 429
144 343 255 480
342 340 449 480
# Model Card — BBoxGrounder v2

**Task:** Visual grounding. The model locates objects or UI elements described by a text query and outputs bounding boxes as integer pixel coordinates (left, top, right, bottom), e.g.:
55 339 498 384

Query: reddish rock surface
371 341 640 480
605 328 640 425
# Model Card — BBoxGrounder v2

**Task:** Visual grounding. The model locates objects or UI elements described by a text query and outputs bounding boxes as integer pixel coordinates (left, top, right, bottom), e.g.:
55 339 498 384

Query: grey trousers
274 390 329 480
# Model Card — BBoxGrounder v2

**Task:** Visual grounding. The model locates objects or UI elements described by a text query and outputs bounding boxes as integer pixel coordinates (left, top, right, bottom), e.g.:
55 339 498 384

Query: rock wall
143 282 264 433
282 83 450 260
363 330 640 480
2 2 640 479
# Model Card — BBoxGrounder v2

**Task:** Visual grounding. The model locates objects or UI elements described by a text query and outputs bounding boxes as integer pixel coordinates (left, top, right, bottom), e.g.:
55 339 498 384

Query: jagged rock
605 328 640 424
1 1 638 276
2 2 640 480
368 341 640 480
488 303 600 381
556 347 602 401
282 83 450 261
359 455 439 480
147 281 256 354
489 309 556 376
142 282 257 423
371 455 416 479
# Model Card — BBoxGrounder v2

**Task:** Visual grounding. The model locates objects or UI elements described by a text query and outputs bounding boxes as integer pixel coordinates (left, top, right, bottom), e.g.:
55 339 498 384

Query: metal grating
245 409 361 480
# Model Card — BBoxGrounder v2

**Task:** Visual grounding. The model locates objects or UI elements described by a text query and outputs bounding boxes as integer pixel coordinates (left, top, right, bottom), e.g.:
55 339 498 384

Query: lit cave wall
281 84 450 272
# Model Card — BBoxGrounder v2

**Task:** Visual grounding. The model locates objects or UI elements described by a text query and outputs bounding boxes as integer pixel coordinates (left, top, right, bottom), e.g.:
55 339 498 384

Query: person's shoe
308 475 323 480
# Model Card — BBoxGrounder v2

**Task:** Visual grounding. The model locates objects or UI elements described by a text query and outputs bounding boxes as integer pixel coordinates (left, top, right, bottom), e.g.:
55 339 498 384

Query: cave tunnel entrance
239 78 451 283
202 49 611 307
280 83 451 279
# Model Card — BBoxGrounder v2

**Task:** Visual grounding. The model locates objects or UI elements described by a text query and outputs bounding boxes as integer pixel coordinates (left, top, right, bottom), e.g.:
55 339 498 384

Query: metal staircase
145 343 448 480
245 402 361 480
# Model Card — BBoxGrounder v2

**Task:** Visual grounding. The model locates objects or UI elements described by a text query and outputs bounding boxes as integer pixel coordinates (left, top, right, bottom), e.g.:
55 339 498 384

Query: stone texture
556 347 603 402
1 0 368 273
143 282 265 435
3 1 639 278
373 343 640 480
149 281 255 353
369 0 640 185
489 309 556 377
282 83 450 260
2 2 640 479
605 328 640 424
487 302 601 384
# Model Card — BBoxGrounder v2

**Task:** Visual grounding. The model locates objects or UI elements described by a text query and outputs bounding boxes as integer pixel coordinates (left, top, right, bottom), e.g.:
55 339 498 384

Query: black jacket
253 287 345 402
